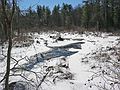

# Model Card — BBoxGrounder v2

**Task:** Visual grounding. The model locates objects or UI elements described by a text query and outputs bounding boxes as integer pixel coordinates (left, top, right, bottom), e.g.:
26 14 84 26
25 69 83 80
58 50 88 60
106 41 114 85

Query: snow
0 32 120 90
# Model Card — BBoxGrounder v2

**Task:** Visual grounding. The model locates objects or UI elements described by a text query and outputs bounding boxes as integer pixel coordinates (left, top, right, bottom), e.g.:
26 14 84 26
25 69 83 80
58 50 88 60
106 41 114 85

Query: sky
19 0 83 10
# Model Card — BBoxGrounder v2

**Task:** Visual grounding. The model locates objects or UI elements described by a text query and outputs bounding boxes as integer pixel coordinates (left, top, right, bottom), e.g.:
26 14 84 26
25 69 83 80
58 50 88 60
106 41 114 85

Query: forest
1 0 120 39
0 0 120 90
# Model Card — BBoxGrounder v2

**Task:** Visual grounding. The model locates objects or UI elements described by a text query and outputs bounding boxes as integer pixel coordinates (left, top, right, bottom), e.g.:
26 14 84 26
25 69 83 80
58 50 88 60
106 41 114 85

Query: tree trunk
104 0 109 31
1 0 15 90
96 21 100 31
5 22 12 90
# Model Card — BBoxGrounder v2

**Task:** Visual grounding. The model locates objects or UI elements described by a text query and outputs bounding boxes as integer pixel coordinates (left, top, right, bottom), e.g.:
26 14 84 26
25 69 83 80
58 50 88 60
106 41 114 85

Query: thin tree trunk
5 22 12 90
1 1 15 89
104 0 109 31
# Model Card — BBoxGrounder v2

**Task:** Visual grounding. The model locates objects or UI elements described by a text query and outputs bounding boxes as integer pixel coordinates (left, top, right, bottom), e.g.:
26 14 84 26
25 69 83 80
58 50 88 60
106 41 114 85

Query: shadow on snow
22 42 84 70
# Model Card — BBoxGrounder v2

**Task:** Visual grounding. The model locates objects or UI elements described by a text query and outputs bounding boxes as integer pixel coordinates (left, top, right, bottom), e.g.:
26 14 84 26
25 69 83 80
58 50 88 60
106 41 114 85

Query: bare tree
1 0 16 90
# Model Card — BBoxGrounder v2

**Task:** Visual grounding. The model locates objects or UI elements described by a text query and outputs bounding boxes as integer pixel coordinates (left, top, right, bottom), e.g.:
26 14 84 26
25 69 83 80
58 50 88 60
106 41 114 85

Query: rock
13 82 26 90
57 37 64 41
36 40 40 44
3 82 26 90
91 66 96 69
9 82 17 90
50 36 53 38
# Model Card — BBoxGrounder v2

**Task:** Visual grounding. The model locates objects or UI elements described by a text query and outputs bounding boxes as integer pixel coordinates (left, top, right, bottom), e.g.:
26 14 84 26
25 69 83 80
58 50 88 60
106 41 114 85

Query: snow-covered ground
0 32 120 90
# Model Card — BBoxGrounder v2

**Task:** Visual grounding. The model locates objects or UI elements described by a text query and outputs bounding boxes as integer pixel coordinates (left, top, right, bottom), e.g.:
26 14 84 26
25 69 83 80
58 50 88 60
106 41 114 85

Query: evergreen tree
52 5 61 26
73 5 82 26
45 7 51 26
82 1 91 29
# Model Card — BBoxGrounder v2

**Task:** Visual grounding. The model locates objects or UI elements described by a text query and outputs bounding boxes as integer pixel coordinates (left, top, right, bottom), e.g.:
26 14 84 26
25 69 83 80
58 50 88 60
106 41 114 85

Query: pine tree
52 5 61 26
82 1 91 29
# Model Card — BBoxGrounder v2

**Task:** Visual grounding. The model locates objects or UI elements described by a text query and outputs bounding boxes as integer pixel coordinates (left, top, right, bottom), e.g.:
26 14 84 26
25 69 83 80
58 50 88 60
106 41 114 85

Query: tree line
16 0 120 31
1 0 120 38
